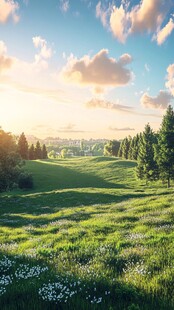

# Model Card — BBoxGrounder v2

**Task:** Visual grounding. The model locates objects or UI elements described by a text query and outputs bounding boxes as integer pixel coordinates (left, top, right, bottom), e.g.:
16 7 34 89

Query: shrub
18 172 34 189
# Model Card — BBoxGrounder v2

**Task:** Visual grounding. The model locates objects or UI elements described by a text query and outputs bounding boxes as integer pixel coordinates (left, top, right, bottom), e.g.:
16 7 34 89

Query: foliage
61 148 68 158
48 150 57 159
18 132 28 160
136 124 158 182
18 172 34 189
0 128 22 191
92 143 104 156
104 140 120 156
29 144 35 160
35 141 42 159
155 105 174 188
42 144 48 159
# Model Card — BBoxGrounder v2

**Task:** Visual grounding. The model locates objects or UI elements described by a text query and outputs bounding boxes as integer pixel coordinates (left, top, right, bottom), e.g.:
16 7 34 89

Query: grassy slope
0 157 173 310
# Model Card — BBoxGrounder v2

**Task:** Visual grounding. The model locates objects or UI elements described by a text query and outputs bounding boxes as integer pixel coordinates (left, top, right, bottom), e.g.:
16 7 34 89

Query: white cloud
145 63 150 72
156 17 174 45
166 63 174 96
109 126 135 131
61 49 133 92
0 0 19 23
60 0 69 13
85 98 134 113
141 90 173 110
110 4 130 43
96 1 111 28
97 0 173 44
32 36 52 69
0 41 14 73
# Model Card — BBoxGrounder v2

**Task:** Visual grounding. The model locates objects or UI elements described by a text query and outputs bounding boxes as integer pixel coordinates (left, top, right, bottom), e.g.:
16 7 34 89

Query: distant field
0 157 173 309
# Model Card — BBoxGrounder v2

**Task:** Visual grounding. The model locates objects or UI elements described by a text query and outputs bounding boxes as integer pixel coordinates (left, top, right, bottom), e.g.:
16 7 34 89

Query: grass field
0 157 174 309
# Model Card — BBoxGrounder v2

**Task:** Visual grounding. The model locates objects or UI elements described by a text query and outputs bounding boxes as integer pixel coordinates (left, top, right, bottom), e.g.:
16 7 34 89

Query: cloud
0 41 14 73
130 0 167 34
59 123 75 130
156 17 174 45
62 49 133 92
85 98 134 113
145 63 150 72
110 4 130 43
32 36 52 68
96 1 111 28
141 90 173 109
0 0 19 23
166 63 174 96
109 126 135 131
60 0 69 13
97 0 173 44
58 123 86 133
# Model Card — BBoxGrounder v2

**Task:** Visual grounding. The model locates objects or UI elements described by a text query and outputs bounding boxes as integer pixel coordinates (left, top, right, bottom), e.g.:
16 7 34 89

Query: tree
136 124 158 183
132 134 141 160
48 150 57 158
29 144 35 160
92 143 104 156
122 137 130 159
118 140 123 157
18 132 28 159
61 148 67 158
0 128 22 191
155 105 174 188
42 144 48 159
104 140 120 156
35 141 42 159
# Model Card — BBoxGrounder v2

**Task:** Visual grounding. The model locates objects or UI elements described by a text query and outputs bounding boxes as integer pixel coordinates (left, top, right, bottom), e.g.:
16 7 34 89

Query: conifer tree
136 124 158 183
132 134 140 160
155 105 174 188
122 137 129 159
118 140 123 157
42 144 48 159
18 132 28 160
128 136 133 159
35 141 42 159
29 144 35 160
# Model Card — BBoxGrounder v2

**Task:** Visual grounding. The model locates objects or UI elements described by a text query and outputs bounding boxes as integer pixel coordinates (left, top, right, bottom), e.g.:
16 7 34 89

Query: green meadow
0 157 173 309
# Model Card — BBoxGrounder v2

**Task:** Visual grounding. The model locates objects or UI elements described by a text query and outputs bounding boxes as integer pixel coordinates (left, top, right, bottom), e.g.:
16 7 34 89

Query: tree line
0 130 48 192
105 105 174 188
18 133 48 160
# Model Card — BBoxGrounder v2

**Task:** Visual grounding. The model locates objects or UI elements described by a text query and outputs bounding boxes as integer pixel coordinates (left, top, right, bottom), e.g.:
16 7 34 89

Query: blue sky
0 0 174 139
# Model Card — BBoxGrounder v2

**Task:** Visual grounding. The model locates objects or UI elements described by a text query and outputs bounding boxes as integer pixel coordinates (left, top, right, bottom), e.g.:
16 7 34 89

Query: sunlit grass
0 157 173 309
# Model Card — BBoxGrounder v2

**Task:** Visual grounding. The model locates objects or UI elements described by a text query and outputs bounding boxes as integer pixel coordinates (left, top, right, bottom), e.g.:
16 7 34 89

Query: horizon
1 0 174 139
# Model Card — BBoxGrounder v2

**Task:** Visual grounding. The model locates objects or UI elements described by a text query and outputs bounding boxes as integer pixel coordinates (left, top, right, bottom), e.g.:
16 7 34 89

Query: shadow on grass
25 160 128 192
0 190 171 228
0 250 173 310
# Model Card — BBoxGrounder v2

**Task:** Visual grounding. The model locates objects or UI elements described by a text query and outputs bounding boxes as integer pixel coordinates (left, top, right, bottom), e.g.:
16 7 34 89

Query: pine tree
122 137 129 159
35 141 42 159
128 136 133 159
132 134 140 160
29 144 35 160
18 132 28 160
42 144 48 159
155 105 174 188
118 140 123 157
136 124 158 183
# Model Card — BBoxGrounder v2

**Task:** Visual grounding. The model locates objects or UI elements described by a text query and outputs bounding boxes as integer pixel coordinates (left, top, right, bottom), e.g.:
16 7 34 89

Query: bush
18 172 34 189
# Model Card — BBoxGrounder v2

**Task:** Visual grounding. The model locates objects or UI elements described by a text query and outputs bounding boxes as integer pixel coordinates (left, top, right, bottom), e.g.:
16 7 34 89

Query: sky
0 0 174 140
